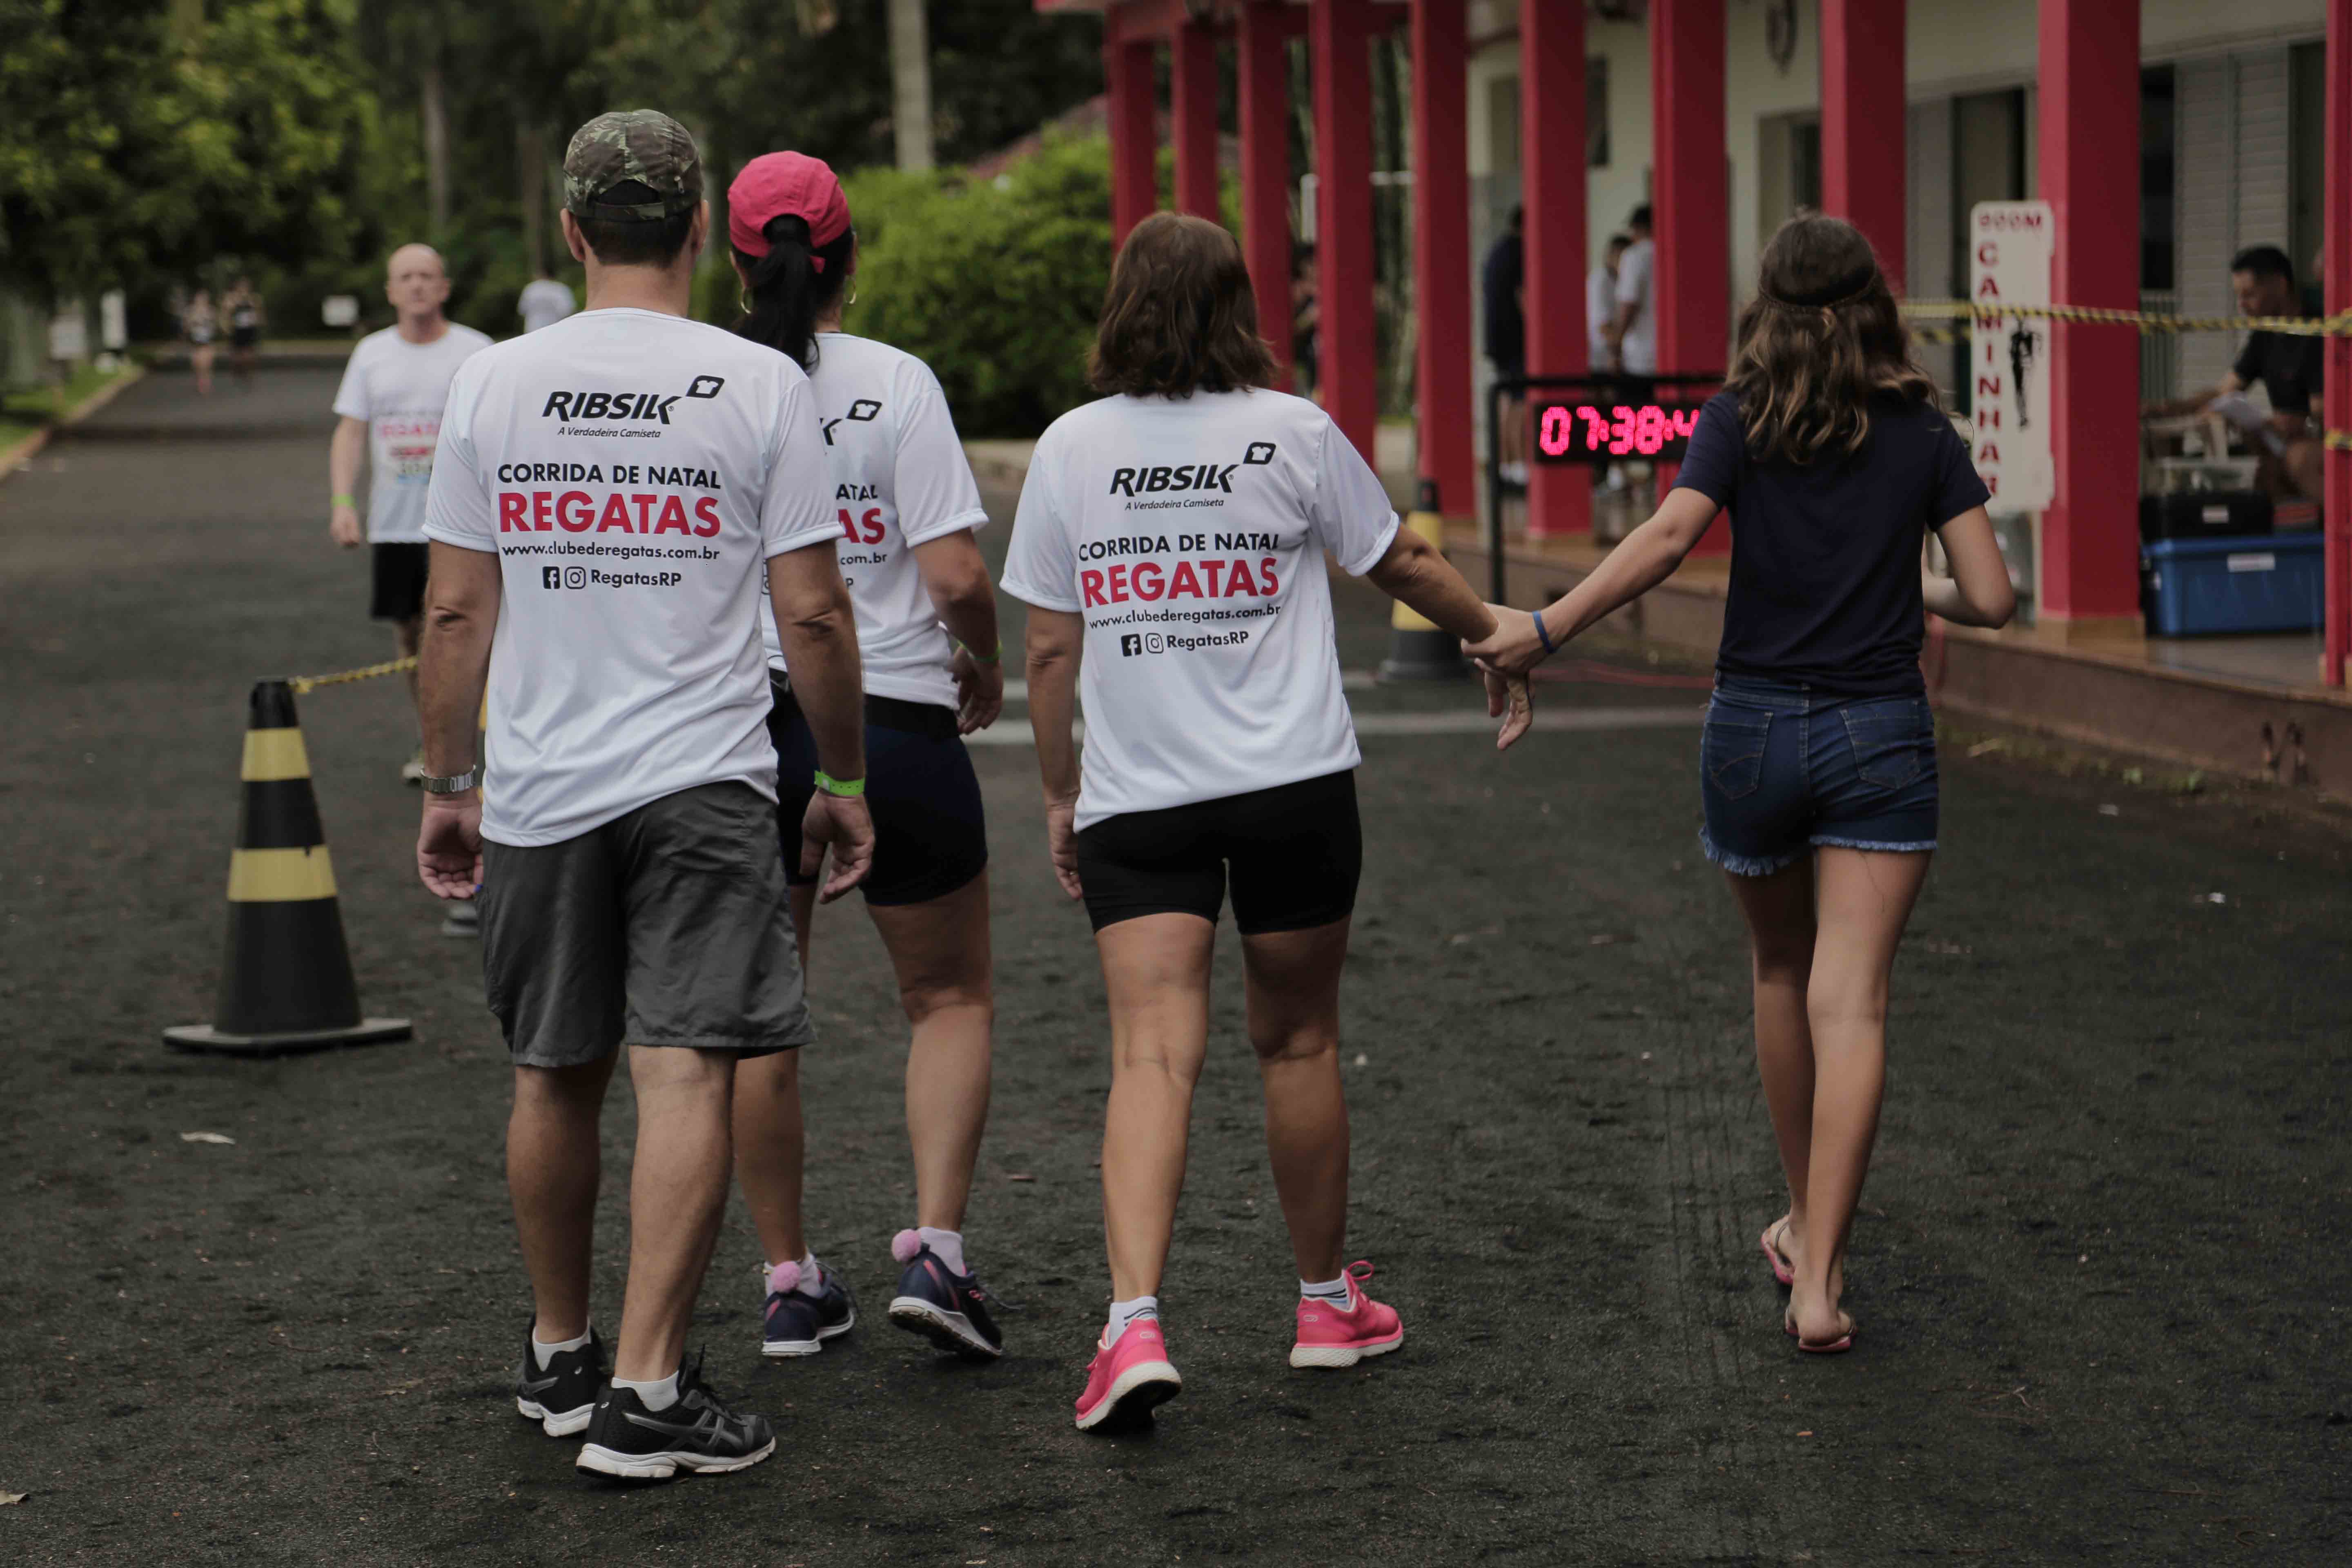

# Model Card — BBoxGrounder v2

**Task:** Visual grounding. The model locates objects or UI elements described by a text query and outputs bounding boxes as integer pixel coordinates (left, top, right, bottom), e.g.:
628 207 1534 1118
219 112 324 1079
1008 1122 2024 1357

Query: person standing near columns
1467 216 2015 1354
414 109 874 1480
1606 205 1657 381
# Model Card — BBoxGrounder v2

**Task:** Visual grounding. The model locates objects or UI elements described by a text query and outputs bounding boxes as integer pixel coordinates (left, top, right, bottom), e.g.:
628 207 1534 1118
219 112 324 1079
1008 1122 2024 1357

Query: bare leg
1725 860 1820 1277
613 1046 738 1381
1096 913 1216 1301
869 873 994 1232
1240 919 1353 1284
731 1048 807 1269
1789 847 1932 1343
508 1056 618 1343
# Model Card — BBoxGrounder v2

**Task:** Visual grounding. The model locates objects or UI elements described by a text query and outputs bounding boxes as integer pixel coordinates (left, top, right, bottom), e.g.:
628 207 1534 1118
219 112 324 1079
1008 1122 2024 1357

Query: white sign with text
1967 200 2054 513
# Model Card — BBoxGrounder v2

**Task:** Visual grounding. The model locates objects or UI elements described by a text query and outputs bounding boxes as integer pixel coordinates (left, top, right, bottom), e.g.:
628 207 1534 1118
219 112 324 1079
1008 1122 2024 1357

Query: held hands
798 790 876 902
330 503 363 549
417 793 483 900
1461 604 1554 678
1485 667 1535 751
951 644 1004 735
1043 796 1082 901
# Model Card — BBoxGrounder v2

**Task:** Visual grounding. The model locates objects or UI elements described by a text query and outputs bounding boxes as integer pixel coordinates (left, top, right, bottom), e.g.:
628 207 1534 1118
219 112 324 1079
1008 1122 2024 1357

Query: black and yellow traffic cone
164 680 411 1057
1378 478 1469 683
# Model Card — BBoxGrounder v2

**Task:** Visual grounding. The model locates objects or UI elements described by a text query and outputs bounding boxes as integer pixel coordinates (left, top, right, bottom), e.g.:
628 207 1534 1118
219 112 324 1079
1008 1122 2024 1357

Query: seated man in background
2146 245 2324 500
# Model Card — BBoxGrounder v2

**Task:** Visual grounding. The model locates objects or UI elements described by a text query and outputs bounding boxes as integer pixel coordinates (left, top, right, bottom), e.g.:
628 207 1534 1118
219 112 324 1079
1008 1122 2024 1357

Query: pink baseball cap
728 152 852 267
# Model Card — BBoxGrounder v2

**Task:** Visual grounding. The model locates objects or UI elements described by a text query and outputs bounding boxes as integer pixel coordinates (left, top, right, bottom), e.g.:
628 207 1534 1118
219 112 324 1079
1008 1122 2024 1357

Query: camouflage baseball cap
563 110 703 219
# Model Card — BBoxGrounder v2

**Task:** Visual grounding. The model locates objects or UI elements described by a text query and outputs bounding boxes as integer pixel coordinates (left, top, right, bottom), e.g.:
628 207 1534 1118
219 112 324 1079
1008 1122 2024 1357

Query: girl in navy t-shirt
1466 214 2015 1353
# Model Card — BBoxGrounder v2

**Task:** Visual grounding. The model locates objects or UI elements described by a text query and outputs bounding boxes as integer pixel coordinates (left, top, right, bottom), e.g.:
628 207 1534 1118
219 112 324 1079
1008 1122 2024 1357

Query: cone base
163 1017 412 1058
1378 628 1470 684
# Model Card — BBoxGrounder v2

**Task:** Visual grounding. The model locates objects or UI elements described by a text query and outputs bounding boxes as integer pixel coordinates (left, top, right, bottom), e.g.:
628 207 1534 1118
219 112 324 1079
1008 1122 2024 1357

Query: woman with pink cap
723 151 1008 1365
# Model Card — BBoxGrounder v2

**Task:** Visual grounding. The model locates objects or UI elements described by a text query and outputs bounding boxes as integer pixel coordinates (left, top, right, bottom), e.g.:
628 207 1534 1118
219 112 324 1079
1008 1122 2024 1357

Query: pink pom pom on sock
765 1259 802 1295
890 1228 922 1265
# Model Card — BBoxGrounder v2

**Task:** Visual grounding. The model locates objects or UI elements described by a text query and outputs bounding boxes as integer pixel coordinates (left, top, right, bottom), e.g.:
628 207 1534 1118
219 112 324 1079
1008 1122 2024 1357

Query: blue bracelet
1531 610 1558 656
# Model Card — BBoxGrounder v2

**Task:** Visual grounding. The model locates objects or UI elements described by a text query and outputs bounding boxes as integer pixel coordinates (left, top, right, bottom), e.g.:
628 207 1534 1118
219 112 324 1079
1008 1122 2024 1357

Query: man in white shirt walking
1607 204 1657 378
413 109 875 1482
329 244 491 780
517 269 577 334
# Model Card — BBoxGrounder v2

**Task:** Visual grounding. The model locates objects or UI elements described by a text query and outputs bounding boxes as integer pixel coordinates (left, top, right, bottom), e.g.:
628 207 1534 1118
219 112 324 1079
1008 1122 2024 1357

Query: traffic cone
165 680 412 1057
1378 478 1469 683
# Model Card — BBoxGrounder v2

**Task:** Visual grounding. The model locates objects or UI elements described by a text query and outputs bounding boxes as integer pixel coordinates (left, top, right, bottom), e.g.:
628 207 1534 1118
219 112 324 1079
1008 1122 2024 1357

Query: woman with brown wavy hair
1004 212 1529 1429
1467 213 2015 1353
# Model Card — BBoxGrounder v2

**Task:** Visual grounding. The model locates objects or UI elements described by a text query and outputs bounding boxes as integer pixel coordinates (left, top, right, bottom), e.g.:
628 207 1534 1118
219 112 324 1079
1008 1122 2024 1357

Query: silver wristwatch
419 766 481 795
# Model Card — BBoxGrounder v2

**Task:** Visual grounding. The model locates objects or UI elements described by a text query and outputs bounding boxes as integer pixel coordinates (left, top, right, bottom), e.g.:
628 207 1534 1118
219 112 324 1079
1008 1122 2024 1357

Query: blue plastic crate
2140 533 2324 637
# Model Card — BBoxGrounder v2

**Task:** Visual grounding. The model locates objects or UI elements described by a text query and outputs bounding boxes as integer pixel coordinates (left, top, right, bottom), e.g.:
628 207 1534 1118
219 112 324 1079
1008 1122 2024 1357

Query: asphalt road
3 366 2347 1566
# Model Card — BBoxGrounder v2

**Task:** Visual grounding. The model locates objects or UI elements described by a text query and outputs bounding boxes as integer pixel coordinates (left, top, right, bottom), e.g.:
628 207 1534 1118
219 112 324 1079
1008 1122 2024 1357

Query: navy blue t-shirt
1673 390 1990 696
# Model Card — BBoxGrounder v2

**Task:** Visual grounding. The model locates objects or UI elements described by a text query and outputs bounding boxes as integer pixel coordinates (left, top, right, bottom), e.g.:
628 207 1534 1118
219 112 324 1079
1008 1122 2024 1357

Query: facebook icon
542 566 563 590
1120 633 1144 657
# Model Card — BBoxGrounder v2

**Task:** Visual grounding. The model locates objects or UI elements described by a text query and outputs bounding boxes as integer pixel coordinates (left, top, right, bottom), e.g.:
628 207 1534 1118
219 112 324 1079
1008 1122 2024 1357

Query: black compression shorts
1075 770 1361 935
767 677 988 906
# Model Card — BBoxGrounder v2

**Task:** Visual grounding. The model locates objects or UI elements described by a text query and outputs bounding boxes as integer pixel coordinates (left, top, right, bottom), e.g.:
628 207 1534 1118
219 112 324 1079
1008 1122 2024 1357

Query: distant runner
415 109 873 1483
517 269 577 334
329 244 490 782
724 150 1008 1363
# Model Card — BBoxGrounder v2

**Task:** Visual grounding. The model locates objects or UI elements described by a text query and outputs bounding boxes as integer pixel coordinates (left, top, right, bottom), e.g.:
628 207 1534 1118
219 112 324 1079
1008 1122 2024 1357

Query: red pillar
1312 0 1379 462
2036 0 2141 626
1172 19 1221 219
1820 0 1907 289
1522 0 1589 537
1652 0 1728 554
1412 0 1474 518
1238 3 1294 375
2327 0 2351 685
1106 34 1158 246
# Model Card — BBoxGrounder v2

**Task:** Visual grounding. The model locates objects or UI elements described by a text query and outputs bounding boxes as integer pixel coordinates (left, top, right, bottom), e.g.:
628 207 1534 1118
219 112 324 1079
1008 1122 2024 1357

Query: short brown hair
1726 213 1938 466
1089 212 1278 399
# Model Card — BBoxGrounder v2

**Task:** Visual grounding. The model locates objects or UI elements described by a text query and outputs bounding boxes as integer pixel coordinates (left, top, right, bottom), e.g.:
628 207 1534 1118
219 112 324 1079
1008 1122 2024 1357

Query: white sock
612 1370 679 1412
1104 1295 1158 1346
1301 1275 1352 1306
531 1324 592 1370
793 1252 825 1298
917 1226 967 1277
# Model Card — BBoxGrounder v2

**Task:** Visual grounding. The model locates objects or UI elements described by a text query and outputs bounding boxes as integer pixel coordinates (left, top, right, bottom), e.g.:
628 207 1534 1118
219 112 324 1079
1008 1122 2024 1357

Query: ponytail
735 214 854 372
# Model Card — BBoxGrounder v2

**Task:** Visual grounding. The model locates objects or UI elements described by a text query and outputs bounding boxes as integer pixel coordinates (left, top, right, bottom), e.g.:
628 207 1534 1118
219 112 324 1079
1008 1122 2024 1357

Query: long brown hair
1726 214 1938 466
1090 212 1278 399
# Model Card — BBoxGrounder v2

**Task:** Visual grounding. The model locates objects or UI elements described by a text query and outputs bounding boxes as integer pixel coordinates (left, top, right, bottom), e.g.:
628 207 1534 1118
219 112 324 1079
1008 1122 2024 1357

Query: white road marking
963 705 1702 746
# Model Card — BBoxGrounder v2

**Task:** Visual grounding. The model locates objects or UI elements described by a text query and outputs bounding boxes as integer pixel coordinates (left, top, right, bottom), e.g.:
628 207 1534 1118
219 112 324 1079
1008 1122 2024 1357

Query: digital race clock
1532 398 1710 463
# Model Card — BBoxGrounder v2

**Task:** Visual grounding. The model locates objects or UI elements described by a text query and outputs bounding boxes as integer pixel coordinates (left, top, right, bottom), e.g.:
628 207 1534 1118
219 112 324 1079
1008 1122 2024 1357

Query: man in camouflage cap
564 109 703 220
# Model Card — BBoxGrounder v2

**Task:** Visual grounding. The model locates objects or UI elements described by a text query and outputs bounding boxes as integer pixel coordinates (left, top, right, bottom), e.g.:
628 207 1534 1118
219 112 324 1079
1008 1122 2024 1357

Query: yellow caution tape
288 656 418 695
1898 300 2352 336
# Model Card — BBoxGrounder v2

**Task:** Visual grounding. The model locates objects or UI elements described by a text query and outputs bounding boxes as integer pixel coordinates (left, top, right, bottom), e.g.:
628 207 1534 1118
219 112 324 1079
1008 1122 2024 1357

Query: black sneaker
514 1326 606 1437
574 1352 775 1481
760 1260 856 1357
886 1231 1004 1359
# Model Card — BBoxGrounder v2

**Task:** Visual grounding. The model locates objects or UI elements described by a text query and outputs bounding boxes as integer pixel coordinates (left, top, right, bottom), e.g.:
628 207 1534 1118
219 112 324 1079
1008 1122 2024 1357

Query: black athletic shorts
370 541 430 622
1075 769 1361 935
767 677 988 906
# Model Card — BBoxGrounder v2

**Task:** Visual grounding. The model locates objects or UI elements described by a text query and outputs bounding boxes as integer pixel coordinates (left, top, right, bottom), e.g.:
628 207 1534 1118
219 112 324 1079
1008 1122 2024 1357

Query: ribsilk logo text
542 375 726 427
1109 463 1239 497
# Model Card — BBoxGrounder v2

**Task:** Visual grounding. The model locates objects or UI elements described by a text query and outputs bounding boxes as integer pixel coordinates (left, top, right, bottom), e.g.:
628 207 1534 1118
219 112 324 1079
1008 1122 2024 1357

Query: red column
1820 0 1907 289
2036 0 2141 626
1238 3 1294 376
1522 0 1589 537
1412 0 1474 518
1312 0 1379 461
1106 35 1158 247
1652 0 1728 554
2327 0 2350 685
1173 19 1221 219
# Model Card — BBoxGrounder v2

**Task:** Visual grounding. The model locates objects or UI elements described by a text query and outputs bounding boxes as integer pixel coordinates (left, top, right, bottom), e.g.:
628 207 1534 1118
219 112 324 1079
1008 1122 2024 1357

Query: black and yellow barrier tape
1897 300 2352 337
288 656 418 695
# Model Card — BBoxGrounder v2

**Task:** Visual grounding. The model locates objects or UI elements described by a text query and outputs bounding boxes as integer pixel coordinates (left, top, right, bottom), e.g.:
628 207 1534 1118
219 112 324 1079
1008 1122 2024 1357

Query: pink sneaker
1073 1318 1182 1432
1290 1261 1405 1369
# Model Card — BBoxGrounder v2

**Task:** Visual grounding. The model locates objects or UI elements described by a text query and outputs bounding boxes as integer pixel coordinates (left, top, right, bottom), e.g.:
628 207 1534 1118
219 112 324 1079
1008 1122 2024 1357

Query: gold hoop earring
845 281 858 307
737 290 751 316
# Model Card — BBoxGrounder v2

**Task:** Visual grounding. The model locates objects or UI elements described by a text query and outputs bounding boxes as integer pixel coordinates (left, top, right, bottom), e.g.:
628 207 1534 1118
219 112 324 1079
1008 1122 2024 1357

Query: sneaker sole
575 1436 777 1481
516 1397 595 1438
761 1304 857 1358
1074 1361 1182 1432
1289 1327 1405 1370
888 1295 1003 1359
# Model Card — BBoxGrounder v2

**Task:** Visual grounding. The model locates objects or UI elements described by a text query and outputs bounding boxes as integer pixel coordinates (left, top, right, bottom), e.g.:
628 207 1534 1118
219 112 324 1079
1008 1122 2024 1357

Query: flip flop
1759 1220 1795 1288
1784 1313 1855 1354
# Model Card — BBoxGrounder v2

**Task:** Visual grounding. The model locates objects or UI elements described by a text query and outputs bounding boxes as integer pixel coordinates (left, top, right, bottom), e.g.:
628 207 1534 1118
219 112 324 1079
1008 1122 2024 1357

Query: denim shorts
1698 676 1939 877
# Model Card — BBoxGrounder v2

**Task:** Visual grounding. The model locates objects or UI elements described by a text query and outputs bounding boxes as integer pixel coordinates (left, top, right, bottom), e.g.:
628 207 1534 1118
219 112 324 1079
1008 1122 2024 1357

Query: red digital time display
1535 401 1706 462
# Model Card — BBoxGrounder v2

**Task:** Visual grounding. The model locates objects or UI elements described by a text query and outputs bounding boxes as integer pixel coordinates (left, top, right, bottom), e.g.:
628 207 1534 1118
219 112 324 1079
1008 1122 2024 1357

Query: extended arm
1364 529 1533 748
329 417 366 547
911 530 1004 733
1921 508 2018 628
1462 486 1722 676
1024 608 1086 900
768 543 875 900
414 543 501 898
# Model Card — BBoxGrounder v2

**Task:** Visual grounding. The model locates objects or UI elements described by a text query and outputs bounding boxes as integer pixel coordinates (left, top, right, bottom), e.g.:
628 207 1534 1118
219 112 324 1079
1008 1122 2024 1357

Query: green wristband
332 492 356 508
813 769 865 798
957 638 1002 666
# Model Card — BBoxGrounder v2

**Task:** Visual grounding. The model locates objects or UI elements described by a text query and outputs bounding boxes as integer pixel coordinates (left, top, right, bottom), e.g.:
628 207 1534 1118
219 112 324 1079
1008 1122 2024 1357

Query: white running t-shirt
518 278 577 334
1000 389 1399 830
333 323 493 543
1614 238 1657 375
760 332 988 709
423 308 839 847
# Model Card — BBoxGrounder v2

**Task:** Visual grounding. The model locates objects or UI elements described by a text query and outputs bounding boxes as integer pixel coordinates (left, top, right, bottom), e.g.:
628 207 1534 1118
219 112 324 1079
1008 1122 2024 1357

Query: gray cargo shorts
478 781 813 1069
